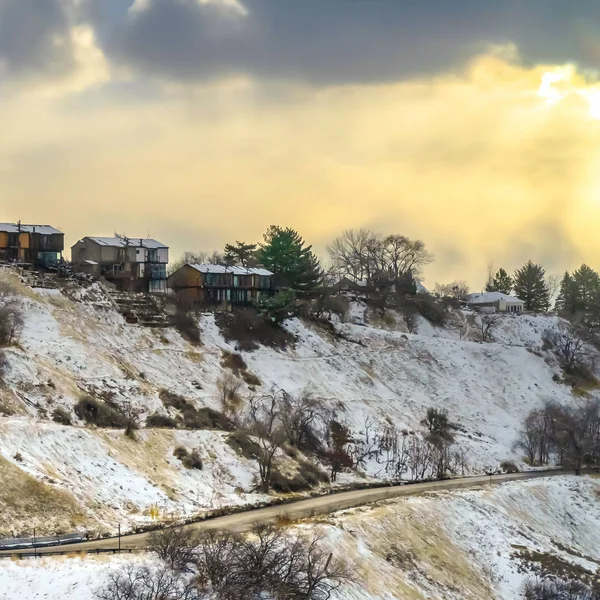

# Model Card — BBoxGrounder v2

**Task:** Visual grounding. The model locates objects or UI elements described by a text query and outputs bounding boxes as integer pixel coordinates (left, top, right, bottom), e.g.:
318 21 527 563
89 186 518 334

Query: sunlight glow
538 65 600 119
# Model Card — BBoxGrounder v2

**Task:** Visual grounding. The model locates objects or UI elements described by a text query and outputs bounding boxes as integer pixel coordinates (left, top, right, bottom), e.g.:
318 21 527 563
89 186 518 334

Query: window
234 275 239 288
260 276 270 289
205 273 214 285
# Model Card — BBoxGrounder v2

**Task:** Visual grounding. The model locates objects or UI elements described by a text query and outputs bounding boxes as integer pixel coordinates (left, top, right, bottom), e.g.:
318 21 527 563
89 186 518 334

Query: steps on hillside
108 291 171 328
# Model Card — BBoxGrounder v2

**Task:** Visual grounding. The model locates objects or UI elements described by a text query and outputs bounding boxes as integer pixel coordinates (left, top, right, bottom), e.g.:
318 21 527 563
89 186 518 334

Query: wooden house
0 222 64 265
168 264 274 307
71 236 169 293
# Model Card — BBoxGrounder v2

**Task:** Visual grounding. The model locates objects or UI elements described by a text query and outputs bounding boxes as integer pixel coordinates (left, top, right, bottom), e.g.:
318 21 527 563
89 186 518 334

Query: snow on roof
85 237 168 249
467 292 524 304
0 223 62 235
416 281 429 294
188 264 273 276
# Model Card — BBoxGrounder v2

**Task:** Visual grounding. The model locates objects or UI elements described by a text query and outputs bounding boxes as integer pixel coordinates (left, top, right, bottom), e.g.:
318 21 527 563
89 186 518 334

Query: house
71 236 168 293
0 222 64 266
466 292 525 313
168 264 274 307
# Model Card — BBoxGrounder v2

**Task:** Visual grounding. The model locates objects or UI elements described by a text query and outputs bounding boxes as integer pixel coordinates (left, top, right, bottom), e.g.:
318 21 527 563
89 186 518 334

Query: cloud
75 0 600 86
0 0 109 94
2 47 600 289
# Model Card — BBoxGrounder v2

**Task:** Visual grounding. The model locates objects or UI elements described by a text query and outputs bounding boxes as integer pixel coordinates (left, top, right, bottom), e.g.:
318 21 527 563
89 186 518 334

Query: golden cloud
2 46 600 288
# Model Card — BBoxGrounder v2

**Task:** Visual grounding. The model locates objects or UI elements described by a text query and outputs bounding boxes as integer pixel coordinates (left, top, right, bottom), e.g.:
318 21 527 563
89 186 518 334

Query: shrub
173 446 188 460
215 308 295 352
159 389 192 412
13 452 23 462
173 304 201 344
226 431 262 460
500 460 519 474
0 300 24 347
271 461 329 493
146 412 178 429
74 396 127 428
0 349 8 380
51 407 72 426
242 370 261 387
181 450 203 470
220 351 248 375
182 407 233 431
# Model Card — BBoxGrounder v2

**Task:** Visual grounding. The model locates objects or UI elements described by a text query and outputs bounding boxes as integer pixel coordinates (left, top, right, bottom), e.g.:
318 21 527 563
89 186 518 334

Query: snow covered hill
0 270 593 537
2 475 599 600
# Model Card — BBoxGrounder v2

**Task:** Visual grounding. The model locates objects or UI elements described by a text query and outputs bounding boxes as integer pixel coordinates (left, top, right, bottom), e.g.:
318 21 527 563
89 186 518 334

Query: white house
466 292 525 313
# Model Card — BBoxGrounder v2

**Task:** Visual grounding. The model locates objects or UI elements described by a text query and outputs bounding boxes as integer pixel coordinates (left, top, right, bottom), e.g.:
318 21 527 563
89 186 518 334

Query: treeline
515 400 600 474
97 524 351 600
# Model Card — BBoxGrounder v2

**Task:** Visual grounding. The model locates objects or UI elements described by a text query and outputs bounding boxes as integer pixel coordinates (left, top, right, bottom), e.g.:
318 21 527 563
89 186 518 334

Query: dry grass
0 455 93 537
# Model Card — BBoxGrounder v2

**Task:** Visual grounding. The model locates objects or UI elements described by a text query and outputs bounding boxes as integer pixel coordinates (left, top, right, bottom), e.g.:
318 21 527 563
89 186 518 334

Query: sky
2 0 600 288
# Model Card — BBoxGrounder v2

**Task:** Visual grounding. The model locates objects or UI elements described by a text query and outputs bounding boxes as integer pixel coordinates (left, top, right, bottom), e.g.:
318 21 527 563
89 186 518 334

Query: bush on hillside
500 460 519 474
226 431 262 460
146 412 178 429
0 300 24 347
173 446 188 460
181 450 203 470
51 406 72 426
74 396 127 428
159 389 192 412
215 308 294 352
182 407 233 431
172 302 201 344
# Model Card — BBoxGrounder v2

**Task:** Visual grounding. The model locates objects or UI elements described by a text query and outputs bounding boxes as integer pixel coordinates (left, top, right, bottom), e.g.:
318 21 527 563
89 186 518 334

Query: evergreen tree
572 264 600 313
257 226 322 292
513 261 550 312
224 241 258 267
486 268 513 294
555 272 578 314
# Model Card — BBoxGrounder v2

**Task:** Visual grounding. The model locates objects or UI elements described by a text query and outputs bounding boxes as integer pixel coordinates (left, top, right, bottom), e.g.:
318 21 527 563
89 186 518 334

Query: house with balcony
168 263 274 308
0 222 64 266
71 236 168 293
466 292 525 313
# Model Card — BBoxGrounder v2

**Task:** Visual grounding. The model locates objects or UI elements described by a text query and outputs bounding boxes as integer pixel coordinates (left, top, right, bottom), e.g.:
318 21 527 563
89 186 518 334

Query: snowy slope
0 270 592 536
1 476 598 600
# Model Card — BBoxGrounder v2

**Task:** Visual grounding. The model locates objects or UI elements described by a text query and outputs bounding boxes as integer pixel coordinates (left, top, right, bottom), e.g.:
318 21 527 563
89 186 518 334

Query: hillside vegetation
0 270 596 537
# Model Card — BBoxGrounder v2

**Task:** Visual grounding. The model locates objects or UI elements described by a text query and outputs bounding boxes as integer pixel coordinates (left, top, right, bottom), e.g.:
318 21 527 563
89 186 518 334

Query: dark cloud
0 0 76 78
82 0 600 85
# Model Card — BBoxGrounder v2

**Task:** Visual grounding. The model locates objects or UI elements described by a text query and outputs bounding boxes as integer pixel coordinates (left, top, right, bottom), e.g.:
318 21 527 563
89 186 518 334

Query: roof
0 223 62 235
188 264 273 276
84 237 168 249
466 292 524 304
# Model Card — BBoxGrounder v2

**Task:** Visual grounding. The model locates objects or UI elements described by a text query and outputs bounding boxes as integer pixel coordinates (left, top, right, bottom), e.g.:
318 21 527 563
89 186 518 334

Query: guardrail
0 533 84 552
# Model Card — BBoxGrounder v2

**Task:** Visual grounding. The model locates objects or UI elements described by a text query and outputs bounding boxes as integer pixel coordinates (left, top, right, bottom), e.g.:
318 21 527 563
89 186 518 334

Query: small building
71 236 168 293
0 222 64 266
466 292 525 313
168 264 274 307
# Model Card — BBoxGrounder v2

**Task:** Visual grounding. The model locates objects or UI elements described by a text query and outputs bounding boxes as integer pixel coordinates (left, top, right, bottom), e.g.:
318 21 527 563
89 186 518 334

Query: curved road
2 469 577 556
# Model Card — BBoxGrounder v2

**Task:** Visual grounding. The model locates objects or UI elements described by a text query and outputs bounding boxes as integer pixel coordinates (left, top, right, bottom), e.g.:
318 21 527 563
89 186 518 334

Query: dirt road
2 469 574 555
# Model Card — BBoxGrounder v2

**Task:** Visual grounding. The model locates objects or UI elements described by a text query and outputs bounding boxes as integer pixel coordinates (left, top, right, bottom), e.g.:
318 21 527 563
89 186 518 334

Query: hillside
1 475 599 599
0 270 593 537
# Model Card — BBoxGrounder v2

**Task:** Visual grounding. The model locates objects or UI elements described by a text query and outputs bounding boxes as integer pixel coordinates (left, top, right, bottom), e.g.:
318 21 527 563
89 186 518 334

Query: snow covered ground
1 476 598 600
0 270 593 536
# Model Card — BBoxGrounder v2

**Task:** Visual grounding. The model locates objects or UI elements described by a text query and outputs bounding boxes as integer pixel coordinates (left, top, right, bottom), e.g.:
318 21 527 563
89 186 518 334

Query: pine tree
258 226 322 293
224 241 258 267
513 261 550 312
486 268 513 294
572 264 600 313
555 272 578 314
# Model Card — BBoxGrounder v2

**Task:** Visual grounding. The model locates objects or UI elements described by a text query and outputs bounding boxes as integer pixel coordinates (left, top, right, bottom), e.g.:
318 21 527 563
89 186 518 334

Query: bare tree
433 281 470 301
327 229 432 288
546 274 562 308
96 564 198 600
280 391 327 452
247 389 287 493
477 313 501 342
149 527 200 573
544 324 591 377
